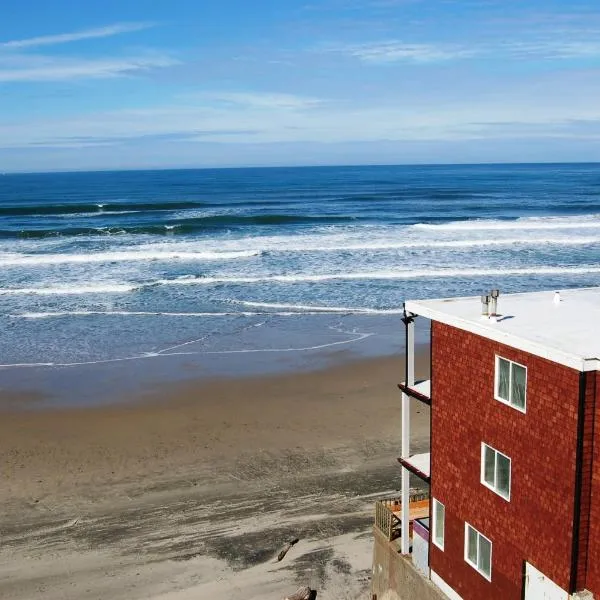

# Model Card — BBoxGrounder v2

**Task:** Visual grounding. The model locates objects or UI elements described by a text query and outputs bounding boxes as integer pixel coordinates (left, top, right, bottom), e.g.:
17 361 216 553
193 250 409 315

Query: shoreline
0 351 430 599
0 314 429 409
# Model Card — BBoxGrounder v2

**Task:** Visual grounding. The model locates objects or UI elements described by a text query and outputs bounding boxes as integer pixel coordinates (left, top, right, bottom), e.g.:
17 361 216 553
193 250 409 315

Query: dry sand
0 353 430 599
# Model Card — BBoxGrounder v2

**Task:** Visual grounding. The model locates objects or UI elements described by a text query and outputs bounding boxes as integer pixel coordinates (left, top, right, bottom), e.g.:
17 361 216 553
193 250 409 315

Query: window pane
478 536 492 578
435 501 445 545
496 453 511 498
467 526 477 564
511 364 526 409
497 358 510 400
484 446 495 487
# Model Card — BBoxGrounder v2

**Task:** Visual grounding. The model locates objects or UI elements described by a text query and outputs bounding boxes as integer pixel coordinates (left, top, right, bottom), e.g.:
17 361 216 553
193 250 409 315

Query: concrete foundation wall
371 527 448 600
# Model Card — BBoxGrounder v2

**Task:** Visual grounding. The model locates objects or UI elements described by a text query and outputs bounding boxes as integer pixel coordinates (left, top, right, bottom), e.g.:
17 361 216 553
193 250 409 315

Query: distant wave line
295 237 600 252
0 249 260 266
0 214 357 239
4 265 600 296
2 237 598 268
0 200 220 217
160 266 600 285
8 309 395 319
234 301 405 314
414 218 600 231
0 284 136 296
0 198 337 217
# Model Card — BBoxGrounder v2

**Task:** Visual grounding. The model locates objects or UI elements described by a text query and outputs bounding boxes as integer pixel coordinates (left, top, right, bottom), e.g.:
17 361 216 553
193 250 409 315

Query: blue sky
1 0 600 171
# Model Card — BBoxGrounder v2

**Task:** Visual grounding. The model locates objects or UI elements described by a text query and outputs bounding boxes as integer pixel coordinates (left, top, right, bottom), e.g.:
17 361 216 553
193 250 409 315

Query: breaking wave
5 265 600 296
0 249 260 266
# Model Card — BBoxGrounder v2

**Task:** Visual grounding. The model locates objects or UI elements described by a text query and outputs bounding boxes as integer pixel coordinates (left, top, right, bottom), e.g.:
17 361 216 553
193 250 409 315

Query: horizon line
3 160 600 176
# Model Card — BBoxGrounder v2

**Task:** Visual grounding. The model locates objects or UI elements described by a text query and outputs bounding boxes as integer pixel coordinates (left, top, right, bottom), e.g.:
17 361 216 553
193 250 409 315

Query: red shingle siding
576 371 596 590
585 375 600 594
429 322 580 600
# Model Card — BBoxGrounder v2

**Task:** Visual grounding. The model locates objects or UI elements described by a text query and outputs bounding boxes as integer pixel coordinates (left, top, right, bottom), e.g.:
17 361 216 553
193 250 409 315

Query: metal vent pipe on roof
490 289 500 317
481 294 490 318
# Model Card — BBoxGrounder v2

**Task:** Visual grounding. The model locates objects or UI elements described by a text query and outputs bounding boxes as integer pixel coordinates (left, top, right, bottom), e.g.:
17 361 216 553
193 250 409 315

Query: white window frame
494 355 527 413
464 523 492 581
480 443 511 501
432 498 445 550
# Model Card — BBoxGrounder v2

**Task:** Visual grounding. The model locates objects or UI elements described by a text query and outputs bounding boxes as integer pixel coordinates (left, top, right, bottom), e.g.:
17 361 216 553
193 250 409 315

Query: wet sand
0 353 430 599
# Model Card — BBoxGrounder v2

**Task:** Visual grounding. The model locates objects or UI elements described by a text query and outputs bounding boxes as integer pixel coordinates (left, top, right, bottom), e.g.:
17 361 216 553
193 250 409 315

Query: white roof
406 287 600 372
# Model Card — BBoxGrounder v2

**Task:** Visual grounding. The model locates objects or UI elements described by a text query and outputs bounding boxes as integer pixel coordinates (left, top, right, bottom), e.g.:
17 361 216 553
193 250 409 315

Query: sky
1 0 600 172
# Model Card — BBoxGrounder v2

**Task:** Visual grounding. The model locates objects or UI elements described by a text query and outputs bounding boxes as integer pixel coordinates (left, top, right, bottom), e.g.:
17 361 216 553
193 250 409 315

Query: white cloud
194 91 323 110
505 39 600 59
323 32 600 64
3 84 600 151
327 41 476 63
0 54 178 82
0 22 154 49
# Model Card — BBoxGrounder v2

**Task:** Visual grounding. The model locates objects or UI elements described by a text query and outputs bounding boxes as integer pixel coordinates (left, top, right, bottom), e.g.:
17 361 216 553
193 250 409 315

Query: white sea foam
0 284 136 296
235 301 405 314
101 230 600 257
156 265 600 286
306 237 600 251
10 310 263 319
8 309 389 319
0 249 260 266
5 265 600 297
413 215 600 231
55 210 140 218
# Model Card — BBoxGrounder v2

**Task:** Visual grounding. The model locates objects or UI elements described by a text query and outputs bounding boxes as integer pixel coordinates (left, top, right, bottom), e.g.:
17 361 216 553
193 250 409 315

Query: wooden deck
374 494 429 541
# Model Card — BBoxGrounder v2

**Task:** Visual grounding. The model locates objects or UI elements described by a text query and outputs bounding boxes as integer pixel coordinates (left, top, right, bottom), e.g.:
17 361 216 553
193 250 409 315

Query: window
432 499 445 550
464 523 492 580
481 443 511 500
495 356 527 411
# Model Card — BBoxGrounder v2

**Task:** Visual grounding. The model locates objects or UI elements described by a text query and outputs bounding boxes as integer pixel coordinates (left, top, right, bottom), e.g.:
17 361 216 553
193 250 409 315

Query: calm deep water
1 163 600 404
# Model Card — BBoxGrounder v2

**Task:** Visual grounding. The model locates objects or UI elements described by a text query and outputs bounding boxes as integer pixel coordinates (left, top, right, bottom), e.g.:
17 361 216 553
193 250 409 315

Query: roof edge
406 299 594 372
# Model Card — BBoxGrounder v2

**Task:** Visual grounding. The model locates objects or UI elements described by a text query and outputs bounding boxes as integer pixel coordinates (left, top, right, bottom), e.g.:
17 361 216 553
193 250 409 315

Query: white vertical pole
400 456 410 553
401 315 415 554
406 317 415 388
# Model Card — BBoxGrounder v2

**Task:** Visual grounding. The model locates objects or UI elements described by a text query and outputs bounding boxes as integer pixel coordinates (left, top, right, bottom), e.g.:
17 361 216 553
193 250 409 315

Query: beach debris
284 586 316 600
277 537 300 562
65 517 80 529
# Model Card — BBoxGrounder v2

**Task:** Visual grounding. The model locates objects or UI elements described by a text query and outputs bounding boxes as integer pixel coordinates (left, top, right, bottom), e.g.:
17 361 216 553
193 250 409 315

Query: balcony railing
374 491 430 541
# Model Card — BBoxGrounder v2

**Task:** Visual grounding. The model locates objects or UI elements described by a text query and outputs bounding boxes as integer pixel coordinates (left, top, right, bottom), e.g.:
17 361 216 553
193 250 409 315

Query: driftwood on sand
277 537 300 561
284 586 317 600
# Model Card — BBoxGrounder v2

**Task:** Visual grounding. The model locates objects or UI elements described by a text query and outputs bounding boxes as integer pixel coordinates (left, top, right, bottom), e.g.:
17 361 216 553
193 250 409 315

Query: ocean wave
0 283 137 296
0 249 260 266
10 310 264 319
302 237 600 252
4 265 600 296
8 309 391 319
5 235 592 267
0 197 336 218
0 200 213 217
157 266 600 285
413 215 600 231
234 300 404 313
0 214 357 239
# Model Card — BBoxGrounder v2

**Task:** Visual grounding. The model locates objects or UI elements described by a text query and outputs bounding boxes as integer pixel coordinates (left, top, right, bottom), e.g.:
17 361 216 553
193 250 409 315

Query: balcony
398 451 431 483
374 491 429 542
398 378 431 405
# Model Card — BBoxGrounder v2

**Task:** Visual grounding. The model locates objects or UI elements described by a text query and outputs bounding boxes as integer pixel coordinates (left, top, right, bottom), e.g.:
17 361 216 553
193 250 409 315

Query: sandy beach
0 353 430 600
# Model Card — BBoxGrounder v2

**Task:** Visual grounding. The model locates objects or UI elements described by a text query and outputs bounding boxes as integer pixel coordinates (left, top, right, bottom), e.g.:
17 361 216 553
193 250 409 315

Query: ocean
1 163 600 404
